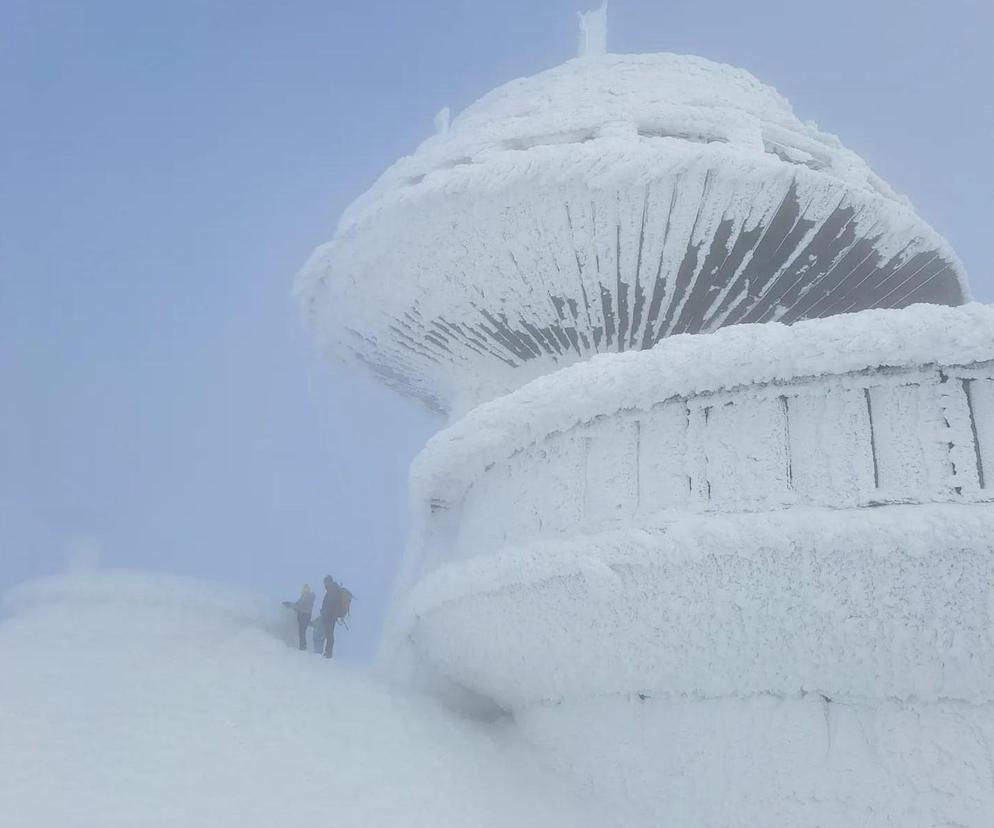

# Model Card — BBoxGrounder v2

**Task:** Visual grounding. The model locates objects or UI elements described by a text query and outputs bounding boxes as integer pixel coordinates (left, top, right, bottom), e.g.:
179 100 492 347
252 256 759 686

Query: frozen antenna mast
577 2 608 57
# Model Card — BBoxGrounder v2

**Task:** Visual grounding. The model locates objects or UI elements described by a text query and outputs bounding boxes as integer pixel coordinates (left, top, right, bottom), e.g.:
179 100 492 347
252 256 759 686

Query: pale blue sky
2 0 992 659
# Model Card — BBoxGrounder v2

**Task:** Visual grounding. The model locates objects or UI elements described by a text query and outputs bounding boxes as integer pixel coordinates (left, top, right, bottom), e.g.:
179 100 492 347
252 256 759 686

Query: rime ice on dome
297 25 968 414
298 14 994 827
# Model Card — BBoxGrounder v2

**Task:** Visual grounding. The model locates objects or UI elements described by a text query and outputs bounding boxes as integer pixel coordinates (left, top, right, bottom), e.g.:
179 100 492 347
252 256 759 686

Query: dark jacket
321 582 342 624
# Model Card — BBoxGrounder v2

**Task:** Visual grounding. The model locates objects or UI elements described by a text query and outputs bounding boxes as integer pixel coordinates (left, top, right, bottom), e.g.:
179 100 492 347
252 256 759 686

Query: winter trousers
322 617 336 658
296 613 310 651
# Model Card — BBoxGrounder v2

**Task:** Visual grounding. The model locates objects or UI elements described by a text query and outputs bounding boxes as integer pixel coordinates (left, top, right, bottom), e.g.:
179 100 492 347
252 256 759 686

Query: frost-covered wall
401 505 994 706
381 303 994 827
401 304 994 588
519 692 994 827
391 305 994 700
428 364 990 570
397 505 994 826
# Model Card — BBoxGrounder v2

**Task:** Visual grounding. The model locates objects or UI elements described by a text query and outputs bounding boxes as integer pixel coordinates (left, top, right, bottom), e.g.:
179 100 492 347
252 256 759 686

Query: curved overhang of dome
297 54 969 414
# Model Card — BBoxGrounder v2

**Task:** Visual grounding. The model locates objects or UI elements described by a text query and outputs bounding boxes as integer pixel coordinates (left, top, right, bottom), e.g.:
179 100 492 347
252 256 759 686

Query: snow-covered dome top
339 54 898 233
298 51 968 415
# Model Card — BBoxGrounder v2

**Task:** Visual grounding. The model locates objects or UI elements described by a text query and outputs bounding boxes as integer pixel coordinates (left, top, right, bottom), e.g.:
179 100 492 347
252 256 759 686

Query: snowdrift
0 572 607 828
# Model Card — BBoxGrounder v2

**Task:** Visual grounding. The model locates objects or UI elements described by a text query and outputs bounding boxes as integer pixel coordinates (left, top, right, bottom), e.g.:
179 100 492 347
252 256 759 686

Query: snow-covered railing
407 305 994 579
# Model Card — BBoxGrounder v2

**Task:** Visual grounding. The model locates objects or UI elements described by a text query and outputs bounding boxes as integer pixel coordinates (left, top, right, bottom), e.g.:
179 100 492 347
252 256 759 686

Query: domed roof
298 52 968 414
337 54 904 233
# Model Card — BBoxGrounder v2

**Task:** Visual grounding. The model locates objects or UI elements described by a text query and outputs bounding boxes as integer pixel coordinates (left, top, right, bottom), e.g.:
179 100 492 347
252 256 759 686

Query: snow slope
0 572 608 828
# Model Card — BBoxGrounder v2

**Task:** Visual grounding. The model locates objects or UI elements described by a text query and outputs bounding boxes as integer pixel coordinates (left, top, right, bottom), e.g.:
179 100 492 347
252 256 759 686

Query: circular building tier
298 54 968 413
396 303 994 600
381 302 994 825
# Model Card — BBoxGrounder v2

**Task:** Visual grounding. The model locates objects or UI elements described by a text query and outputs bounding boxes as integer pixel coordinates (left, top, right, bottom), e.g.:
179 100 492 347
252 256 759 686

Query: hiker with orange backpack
319 575 352 659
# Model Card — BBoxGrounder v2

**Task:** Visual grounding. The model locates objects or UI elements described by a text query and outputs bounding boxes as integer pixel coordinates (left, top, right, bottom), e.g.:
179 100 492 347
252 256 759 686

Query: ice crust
400 505 994 708
398 506 994 824
520 693 994 827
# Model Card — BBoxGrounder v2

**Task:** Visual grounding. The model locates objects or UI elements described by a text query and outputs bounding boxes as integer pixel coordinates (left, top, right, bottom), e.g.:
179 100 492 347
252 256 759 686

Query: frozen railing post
577 2 608 57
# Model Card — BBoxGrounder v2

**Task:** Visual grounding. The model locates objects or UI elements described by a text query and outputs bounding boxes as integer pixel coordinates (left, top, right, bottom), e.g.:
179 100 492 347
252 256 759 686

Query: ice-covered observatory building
298 16 994 828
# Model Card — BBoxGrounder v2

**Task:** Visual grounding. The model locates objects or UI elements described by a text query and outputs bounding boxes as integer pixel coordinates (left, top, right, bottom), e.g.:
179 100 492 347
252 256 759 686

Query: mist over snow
0 572 610 828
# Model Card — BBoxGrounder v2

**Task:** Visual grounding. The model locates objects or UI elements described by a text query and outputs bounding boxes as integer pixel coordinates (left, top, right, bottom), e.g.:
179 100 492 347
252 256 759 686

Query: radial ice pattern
298 54 968 413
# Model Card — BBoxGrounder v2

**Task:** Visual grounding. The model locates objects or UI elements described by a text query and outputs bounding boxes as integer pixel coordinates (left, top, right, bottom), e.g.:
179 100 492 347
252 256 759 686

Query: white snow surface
0 572 608 828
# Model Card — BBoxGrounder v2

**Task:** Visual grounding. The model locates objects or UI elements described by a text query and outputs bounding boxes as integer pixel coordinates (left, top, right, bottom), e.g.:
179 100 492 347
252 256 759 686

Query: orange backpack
337 587 353 624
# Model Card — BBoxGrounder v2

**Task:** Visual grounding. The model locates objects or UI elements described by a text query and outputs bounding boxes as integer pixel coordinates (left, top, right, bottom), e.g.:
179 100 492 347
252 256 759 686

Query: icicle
577 2 608 58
